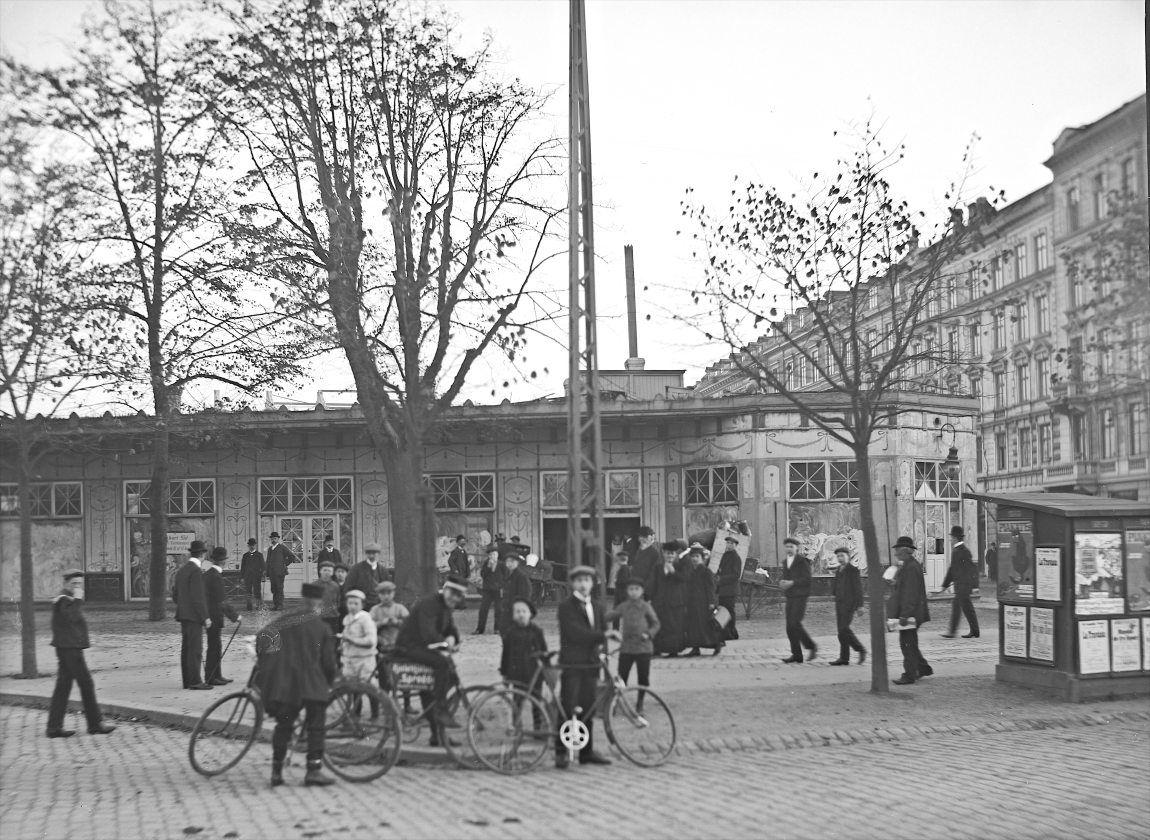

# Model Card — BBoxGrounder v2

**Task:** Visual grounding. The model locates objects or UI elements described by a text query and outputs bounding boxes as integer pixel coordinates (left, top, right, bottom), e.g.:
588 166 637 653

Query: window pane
0 484 17 516
430 475 462 511
29 484 52 517
788 462 826 500
684 468 708 505
712 466 739 504
185 480 215 515
463 474 495 510
260 479 289 513
828 461 859 500
914 462 939 497
323 477 353 512
542 473 568 509
607 470 640 508
53 483 82 517
126 481 151 516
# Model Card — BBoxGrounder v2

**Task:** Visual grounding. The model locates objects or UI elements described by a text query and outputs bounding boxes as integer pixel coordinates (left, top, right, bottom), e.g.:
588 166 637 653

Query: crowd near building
1 95 1146 604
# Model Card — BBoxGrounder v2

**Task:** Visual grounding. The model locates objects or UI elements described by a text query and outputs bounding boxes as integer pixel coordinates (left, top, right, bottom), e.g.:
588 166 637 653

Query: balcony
1048 380 1088 416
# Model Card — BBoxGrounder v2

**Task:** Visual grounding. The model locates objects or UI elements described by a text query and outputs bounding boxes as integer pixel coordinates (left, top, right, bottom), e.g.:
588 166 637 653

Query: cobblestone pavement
1 704 1146 840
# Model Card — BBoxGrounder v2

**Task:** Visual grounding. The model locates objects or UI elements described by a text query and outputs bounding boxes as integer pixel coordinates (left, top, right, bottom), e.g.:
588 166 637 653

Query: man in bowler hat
240 538 265 610
940 526 980 639
204 546 240 684
265 532 297 611
889 537 933 685
172 540 213 690
46 570 115 738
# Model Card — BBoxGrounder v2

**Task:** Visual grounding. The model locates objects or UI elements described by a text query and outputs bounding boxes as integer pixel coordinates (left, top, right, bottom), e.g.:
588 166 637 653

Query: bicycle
188 659 402 783
371 643 492 770
465 646 677 775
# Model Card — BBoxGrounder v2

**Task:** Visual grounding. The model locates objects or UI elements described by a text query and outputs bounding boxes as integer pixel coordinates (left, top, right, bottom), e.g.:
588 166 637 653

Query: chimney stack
624 244 645 370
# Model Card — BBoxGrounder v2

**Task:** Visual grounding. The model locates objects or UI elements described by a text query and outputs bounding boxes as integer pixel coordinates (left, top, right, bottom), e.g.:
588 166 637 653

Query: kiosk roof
961 491 1150 519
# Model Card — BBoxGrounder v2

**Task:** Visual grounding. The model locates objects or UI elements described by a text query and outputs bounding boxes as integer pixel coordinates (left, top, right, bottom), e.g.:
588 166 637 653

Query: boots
303 760 335 787
271 761 284 787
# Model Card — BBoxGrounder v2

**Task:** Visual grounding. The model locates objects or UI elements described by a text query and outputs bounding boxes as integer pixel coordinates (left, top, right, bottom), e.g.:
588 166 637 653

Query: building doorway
274 514 343 597
542 515 641 582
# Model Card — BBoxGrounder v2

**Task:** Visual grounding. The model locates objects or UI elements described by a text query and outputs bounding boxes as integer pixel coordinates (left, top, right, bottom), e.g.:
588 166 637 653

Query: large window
990 256 1003 290
1016 364 1031 403
995 433 1008 471
1036 357 1049 397
686 465 739 505
993 371 1006 409
1100 408 1117 459
1130 402 1147 456
1034 232 1049 271
913 461 960 499
1014 302 1029 341
424 473 495 512
992 310 1005 349
1070 268 1084 308
1013 242 1028 279
540 470 639 510
1067 186 1080 232
1092 173 1106 221
605 470 641 508
0 481 83 518
1038 421 1052 463
258 476 353 514
1034 293 1049 334
126 479 215 516
1121 158 1135 195
1019 426 1033 467
787 461 858 501
967 323 982 357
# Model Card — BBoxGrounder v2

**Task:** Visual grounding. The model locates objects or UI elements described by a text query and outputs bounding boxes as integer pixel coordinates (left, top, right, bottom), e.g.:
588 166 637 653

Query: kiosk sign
1074 532 1125 615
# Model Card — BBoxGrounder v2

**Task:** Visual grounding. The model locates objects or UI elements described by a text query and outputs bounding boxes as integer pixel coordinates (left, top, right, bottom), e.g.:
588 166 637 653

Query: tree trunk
147 411 171 621
854 445 890 693
15 418 38 677
379 441 436 604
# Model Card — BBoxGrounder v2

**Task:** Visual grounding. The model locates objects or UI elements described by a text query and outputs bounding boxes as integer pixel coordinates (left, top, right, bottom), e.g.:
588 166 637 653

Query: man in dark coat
447 535 470 580
889 537 933 685
344 544 387 611
715 534 742 641
204 547 241 685
46 570 115 738
941 526 980 639
630 526 661 598
315 537 342 570
240 538 265 611
171 540 212 690
828 547 866 665
265 532 297 611
779 537 817 663
500 551 534 631
473 546 504 634
255 582 337 787
395 577 467 730
554 565 620 769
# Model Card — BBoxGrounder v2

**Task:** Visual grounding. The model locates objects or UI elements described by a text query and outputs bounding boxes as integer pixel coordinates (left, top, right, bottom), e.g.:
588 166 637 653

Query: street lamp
935 421 960 483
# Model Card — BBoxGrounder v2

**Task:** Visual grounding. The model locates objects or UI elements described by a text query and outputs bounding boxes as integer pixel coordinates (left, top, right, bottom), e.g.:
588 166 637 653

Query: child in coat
605 579 661 710
340 590 378 682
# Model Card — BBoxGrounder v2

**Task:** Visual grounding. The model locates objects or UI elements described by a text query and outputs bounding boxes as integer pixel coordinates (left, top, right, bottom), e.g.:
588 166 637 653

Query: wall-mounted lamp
934 420 960 481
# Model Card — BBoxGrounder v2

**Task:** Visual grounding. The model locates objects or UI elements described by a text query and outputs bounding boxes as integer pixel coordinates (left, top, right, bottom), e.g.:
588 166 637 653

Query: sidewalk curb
0 690 461 769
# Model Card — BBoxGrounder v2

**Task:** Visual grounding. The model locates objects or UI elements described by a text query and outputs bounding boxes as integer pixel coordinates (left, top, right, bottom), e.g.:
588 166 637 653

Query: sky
1 0 1145 407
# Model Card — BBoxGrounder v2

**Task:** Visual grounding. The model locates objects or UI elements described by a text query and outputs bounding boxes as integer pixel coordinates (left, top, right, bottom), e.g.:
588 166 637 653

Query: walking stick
207 616 243 683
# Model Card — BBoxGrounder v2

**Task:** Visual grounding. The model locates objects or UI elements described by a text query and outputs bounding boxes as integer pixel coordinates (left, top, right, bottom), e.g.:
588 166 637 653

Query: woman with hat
46 570 115 738
649 540 688 656
888 537 933 685
682 543 724 657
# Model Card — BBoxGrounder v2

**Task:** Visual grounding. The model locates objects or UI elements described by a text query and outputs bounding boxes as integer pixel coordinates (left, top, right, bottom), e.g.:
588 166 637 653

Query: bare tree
0 109 100 676
680 127 990 692
5 0 309 620
211 0 563 600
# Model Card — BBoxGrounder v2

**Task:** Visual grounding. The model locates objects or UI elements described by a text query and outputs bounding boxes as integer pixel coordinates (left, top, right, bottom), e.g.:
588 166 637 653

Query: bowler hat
62 569 85 581
269 531 281 539
247 538 257 546
189 540 208 555
567 564 597 581
301 582 325 599
893 536 917 550
210 546 228 562
455 534 466 542
950 526 965 539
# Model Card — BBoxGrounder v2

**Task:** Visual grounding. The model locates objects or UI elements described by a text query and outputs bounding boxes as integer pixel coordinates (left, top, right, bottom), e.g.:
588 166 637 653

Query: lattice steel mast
567 0 605 584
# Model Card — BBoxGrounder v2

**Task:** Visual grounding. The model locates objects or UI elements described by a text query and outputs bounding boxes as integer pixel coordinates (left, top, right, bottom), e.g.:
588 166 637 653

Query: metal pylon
567 0 605 585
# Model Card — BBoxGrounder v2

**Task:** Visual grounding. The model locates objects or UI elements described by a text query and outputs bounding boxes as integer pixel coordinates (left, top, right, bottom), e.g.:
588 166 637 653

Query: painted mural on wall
433 512 493 577
0 520 83 600
787 502 864 576
684 505 740 542
129 517 214 599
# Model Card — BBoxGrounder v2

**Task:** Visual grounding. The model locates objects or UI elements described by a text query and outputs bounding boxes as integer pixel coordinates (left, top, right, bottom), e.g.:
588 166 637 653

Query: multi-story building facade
697 93 1149 505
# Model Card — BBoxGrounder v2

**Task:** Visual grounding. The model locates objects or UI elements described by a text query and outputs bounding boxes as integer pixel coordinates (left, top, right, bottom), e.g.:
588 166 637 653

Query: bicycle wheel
604 686 676 767
439 685 492 770
466 688 552 776
323 683 403 782
188 690 263 777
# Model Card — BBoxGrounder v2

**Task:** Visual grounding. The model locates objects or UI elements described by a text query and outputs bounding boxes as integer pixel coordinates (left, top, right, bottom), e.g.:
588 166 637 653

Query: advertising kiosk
964 492 1150 702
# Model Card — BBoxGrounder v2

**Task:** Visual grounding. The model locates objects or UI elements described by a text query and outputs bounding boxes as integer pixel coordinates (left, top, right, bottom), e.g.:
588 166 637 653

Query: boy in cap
46 571 115 738
889 537 933 685
255 582 337 786
240 538 265 611
204 547 240 685
779 537 817 663
715 534 742 641
370 581 409 653
314 560 342 637
828 547 866 666
555 566 621 769
500 597 549 730
605 578 660 708
941 526 980 639
341 590 378 687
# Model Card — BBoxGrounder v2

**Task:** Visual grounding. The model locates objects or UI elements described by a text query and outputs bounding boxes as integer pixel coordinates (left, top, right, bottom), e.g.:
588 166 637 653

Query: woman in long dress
649 540 687 656
682 545 724 657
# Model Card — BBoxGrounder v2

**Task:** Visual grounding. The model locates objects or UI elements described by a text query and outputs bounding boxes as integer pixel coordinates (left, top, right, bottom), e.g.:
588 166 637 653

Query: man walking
473 545 503 635
172 540 212 690
941 526 980 639
240 538 265 611
779 537 817 663
344 544 387 611
255 582 337 787
265 532 296 611
715 534 742 641
630 526 661 598
828 547 866 665
889 537 933 685
204 547 240 685
46 570 115 738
